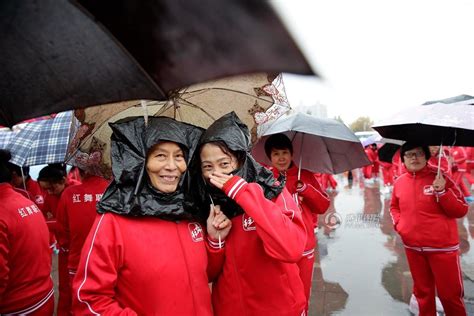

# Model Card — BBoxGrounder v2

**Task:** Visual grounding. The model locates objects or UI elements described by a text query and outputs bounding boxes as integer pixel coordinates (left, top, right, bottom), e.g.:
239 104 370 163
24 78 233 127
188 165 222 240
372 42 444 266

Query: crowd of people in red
362 143 474 203
1 112 472 315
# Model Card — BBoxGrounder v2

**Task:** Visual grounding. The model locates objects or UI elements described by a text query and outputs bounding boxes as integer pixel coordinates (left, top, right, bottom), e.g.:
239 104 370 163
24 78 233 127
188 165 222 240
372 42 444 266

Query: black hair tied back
0 149 12 183
0 149 11 163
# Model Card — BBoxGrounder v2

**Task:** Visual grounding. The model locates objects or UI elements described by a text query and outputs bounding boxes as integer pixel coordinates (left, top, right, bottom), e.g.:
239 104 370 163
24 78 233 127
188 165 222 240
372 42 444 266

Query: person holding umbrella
72 117 229 315
264 133 330 311
363 143 380 184
390 143 468 315
0 149 54 315
191 112 307 315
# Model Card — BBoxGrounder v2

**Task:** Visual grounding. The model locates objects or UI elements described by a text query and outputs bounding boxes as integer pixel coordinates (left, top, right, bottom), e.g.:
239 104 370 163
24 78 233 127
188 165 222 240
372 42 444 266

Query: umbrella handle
297 133 304 181
20 166 28 192
141 100 148 126
437 143 442 178
298 156 302 181
208 196 222 249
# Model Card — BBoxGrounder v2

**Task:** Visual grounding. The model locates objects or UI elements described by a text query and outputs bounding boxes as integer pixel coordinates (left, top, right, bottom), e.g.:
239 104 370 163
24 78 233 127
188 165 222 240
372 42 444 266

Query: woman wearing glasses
390 143 468 316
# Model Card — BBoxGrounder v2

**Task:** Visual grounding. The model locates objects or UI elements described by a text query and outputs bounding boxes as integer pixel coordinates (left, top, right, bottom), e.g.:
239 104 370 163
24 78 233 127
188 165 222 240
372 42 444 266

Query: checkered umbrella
0 111 74 166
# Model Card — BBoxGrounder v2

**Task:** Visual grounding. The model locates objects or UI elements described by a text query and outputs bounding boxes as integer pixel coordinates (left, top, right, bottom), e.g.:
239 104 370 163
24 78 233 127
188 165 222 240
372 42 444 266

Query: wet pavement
309 174 474 316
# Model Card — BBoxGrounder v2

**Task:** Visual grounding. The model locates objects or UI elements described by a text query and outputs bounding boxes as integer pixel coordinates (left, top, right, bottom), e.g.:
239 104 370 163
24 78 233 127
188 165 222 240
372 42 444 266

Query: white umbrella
373 94 474 175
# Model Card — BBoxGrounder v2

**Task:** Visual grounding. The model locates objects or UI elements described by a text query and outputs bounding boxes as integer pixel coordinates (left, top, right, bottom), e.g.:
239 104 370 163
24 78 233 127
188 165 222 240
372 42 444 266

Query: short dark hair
38 165 66 183
0 149 12 183
264 133 293 158
6 162 29 177
400 143 431 160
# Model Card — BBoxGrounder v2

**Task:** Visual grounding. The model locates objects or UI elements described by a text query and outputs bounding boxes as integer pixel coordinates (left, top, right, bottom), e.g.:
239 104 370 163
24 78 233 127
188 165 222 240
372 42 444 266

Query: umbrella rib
173 97 218 121
320 136 337 174
179 87 274 105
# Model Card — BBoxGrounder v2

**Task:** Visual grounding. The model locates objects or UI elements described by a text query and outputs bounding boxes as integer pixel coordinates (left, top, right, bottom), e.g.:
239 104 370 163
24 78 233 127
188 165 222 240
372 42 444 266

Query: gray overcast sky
271 0 474 124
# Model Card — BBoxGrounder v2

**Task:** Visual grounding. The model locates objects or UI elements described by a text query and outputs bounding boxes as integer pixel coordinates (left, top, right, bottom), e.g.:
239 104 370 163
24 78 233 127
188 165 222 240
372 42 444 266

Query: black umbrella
378 143 401 163
0 0 314 127
372 95 474 146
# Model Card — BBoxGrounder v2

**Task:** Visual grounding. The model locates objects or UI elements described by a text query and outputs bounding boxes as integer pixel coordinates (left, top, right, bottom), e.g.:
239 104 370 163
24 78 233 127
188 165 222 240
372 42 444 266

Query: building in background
297 101 328 118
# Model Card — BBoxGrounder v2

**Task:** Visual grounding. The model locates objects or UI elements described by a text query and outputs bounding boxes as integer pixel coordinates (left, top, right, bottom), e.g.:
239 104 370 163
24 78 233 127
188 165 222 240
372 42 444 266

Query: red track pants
405 248 466 316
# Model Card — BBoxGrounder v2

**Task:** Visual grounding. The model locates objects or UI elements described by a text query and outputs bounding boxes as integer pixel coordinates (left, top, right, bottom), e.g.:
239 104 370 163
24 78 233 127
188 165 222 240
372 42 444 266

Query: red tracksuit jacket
25 177 45 210
0 183 53 314
271 164 330 250
73 213 213 316
390 166 468 249
450 146 468 172
209 176 307 316
42 179 81 235
56 175 109 272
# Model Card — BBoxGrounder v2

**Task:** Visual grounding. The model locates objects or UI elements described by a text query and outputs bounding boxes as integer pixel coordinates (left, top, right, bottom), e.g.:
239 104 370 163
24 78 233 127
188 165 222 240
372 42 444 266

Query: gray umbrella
252 112 371 174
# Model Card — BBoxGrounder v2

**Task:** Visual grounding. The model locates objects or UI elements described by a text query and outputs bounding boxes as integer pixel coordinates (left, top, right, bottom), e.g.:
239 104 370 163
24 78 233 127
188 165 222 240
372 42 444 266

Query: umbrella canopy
252 112 371 174
0 0 314 127
373 95 474 146
361 133 382 147
66 73 286 178
0 112 74 166
378 143 402 163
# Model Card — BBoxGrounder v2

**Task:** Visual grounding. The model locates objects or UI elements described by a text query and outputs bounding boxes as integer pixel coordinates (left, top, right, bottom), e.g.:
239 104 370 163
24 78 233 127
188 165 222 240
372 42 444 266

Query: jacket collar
270 161 298 178
405 165 434 178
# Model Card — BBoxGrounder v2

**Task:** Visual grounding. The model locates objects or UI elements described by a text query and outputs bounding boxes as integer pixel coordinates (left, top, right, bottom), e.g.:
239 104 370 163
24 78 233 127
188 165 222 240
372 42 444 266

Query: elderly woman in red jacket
390 142 468 316
73 117 230 315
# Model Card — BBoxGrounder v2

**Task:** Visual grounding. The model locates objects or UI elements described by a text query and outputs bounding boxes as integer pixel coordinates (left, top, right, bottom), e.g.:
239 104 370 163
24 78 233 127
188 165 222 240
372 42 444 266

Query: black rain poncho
98 116 203 221
186 112 285 221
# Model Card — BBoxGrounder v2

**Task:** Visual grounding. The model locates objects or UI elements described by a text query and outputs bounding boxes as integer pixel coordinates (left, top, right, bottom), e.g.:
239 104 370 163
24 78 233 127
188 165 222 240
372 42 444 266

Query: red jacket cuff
222 176 247 199
207 236 226 250
295 182 307 193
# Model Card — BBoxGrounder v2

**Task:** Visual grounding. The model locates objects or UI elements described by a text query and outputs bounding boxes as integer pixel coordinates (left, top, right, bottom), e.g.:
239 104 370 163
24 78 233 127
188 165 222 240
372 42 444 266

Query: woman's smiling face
146 142 187 193
200 143 238 183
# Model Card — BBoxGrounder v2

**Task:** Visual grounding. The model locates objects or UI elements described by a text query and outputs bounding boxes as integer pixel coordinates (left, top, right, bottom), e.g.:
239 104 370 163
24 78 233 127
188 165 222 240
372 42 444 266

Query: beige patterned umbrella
66 73 290 178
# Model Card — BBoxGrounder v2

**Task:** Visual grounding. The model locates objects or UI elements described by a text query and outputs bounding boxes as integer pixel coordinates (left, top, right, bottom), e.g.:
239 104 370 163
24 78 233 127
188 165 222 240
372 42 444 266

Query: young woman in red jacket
191 112 308 316
390 143 468 316
263 133 330 312
0 150 54 315
72 117 230 315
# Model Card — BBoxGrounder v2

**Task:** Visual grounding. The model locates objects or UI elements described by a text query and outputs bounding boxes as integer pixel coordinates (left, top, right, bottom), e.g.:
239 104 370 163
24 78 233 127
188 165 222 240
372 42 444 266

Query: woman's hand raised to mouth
209 172 234 190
